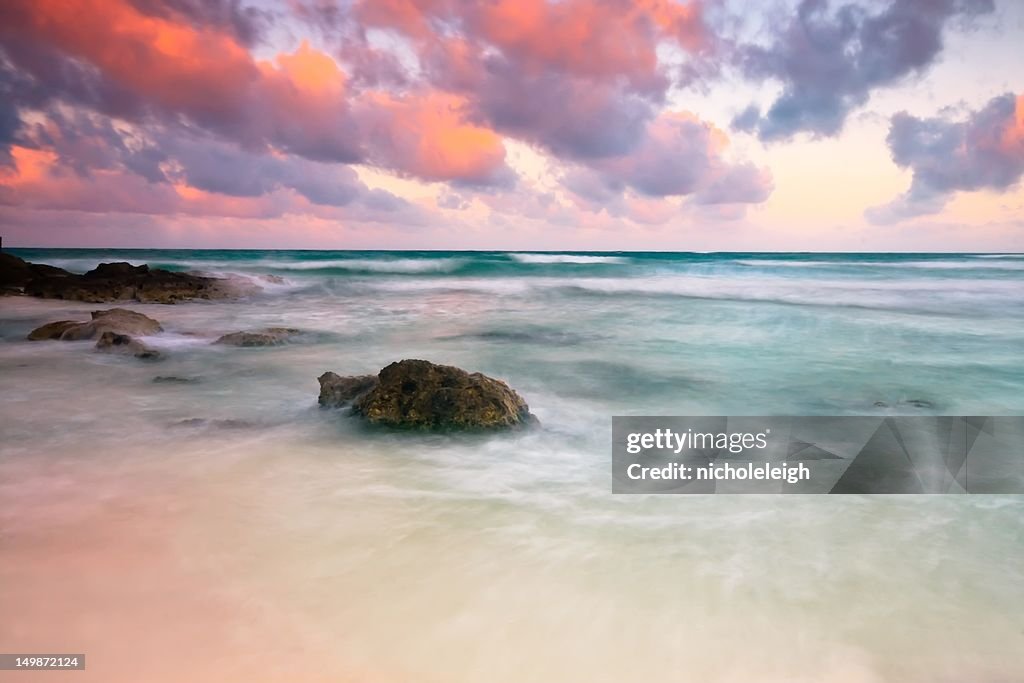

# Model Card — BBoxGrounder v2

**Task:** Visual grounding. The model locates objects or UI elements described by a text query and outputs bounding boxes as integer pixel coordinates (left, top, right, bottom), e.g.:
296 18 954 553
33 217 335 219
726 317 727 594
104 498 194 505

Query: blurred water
1 250 1023 682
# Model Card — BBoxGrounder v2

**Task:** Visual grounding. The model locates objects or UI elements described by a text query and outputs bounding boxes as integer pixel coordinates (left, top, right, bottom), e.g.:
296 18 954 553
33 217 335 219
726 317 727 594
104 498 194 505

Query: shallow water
2 250 1023 682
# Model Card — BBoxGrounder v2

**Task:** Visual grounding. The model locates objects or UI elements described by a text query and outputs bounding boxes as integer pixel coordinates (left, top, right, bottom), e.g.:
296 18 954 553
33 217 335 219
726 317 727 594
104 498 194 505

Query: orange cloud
1003 95 1024 150
5 0 258 115
472 0 702 85
358 93 508 183
356 0 708 91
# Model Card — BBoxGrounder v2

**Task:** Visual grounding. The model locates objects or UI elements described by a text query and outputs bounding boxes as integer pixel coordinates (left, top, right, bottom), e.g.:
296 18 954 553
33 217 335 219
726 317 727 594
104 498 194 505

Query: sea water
1 250 1023 682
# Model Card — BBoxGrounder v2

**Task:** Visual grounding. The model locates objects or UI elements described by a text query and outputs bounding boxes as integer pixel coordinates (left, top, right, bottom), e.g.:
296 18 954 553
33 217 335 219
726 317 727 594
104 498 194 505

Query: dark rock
20 259 243 304
27 320 82 341
0 252 32 287
214 327 302 347
172 418 256 429
318 372 379 407
153 376 200 384
904 398 935 409
348 359 534 430
84 262 150 279
1 252 75 289
95 331 162 360
874 401 889 408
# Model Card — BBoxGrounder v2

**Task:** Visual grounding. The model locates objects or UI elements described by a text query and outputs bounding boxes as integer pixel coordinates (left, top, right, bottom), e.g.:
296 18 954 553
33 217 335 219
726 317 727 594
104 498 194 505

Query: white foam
259 258 465 273
507 253 628 265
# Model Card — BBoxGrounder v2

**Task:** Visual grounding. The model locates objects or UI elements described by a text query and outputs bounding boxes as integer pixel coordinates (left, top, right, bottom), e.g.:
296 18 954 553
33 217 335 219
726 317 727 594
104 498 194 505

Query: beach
2 250 1024 682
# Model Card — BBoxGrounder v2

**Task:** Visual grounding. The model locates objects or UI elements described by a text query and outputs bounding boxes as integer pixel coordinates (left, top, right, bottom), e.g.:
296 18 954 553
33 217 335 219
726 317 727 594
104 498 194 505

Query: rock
83 262 149 279
20 259 244 304
347 359 534 430
95 331 162 360
0 252 33 287
28 308 162 343
172 418 257 429
26 320 82 341
1 252 75 289
59 308 163 340
318 372 379 407
153 376 200 384
904 398 935 409
91 308 163 335
214 327 302 347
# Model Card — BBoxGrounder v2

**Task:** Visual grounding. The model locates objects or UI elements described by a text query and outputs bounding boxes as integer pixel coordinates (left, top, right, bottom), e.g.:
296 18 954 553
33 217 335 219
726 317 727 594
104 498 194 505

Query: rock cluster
28 308 163 360
319 359 534 430
2 253 243 304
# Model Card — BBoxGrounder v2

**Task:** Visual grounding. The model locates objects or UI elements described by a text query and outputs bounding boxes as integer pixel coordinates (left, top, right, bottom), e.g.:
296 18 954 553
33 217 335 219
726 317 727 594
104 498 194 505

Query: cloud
564 112 773 215
125 0 270 46
357 0 711 92
354 91 512 185
734 0 995 141
0 0 514 184
868 92 1024 223
2 106 419 220
361 0 713 162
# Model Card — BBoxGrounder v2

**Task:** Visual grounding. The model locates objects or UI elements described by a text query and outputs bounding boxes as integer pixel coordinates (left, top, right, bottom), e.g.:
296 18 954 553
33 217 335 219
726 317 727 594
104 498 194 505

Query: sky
0 0 1022 251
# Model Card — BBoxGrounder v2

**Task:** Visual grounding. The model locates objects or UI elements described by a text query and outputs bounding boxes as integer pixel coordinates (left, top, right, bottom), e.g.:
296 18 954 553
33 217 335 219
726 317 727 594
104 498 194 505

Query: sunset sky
1 0 1022 251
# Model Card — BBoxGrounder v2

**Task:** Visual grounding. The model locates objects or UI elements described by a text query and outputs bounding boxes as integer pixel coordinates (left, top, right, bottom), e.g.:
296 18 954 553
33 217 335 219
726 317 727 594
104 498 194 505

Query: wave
735 258 1024 270
369 273 1023 314
507 253 628 265
255 258 467 273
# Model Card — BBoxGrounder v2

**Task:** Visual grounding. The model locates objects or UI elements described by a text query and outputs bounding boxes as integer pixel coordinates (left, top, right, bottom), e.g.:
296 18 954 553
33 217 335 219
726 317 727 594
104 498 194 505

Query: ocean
1 249 1023 682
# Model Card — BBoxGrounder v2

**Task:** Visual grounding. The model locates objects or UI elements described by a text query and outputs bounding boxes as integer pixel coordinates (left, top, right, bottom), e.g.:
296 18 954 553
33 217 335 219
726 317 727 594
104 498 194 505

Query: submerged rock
873 398 937 410
95 331 162 360
153 375 201 384
319 359 534 430
214 327 302 347
171 418 256 429
318 372 379 407
904 398 935 409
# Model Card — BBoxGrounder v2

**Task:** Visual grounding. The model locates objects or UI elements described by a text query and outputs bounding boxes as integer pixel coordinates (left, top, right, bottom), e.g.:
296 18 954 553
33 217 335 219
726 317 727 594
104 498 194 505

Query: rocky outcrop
29 308 163 341
318 372 379 407
214 327 302 347
2 253 245 303
95 331 162 360
319 359 534 430
0 252 71 288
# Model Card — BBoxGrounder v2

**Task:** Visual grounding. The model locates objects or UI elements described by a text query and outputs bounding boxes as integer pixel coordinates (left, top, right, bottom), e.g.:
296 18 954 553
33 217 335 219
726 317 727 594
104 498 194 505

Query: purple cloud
868 92 1024 223
734 0 995 140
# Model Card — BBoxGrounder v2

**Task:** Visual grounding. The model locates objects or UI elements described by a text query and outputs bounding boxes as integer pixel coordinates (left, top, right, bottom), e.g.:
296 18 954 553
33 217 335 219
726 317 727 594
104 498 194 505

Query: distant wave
259 258 465 273
507 253 628 265
736 258 1024 270
371 274 1021 314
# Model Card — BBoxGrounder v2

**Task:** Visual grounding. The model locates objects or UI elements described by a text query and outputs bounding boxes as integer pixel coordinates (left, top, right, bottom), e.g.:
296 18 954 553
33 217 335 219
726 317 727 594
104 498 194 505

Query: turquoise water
9 248 1024 414
2 250 1023 682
